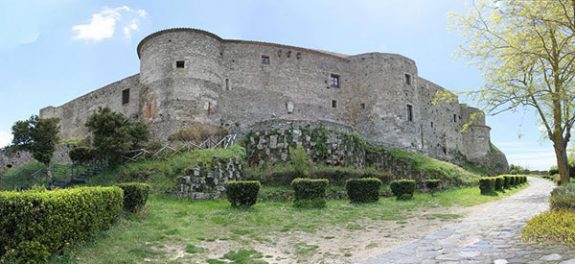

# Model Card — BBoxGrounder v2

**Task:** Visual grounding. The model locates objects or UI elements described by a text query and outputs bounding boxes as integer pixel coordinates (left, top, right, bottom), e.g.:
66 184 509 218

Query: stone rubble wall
245 120 366 168
177 157 242 200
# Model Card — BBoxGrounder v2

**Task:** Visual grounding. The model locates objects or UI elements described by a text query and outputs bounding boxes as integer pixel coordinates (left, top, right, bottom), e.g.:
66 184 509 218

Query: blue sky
0 0 557 170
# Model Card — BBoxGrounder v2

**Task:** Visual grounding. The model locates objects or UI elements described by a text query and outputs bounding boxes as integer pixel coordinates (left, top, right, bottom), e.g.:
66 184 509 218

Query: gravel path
360 177 575 264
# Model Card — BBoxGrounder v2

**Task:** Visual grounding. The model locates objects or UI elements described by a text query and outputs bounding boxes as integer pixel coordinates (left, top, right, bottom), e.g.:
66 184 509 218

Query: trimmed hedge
117 183 150 213
424 179 441 194
225 181 261 208
550 184 575 211
0 187 123 262
494 177 504 191
479 177 495 195
503 175 511 189
291 178 329 208
390 179 416 200
346 178 382 203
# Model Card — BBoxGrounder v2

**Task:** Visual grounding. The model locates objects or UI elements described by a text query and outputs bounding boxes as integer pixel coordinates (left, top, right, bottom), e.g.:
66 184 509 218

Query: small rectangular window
405 74 411 85
330 74 340 88
261 55 270 65
225 78 230 90
122 89 130 105
176 60 185 68
332 100 337 108
453 114 457 123
361 103 366 109
407 104 413 122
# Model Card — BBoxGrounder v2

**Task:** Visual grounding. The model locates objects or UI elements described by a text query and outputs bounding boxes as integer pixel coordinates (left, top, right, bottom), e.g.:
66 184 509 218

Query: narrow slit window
122 89 130 105
330 74 340 88
261 55 270 65
332 100 337 108
176 60 185 68
405 74 411 85
225 78 230 90
453 114 457 123
361 103 366 109
407 104 413 122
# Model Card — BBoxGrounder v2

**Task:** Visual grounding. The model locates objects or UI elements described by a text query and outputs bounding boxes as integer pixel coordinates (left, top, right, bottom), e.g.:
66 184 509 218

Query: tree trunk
553 140 570 185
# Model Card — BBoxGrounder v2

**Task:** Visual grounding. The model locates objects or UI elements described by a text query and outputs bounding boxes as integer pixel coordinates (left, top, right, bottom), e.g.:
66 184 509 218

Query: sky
0 0 558 170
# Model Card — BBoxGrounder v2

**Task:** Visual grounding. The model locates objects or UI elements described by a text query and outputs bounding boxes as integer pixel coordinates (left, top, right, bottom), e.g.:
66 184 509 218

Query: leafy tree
85 107 149 165
11 115 60 165
452 0 575 185
289 145 309 177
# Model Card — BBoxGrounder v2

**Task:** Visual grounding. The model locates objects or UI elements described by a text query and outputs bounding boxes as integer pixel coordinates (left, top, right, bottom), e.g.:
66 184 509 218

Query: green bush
346 178 382 203
479 177 495 195
225 181 261 208
494 177 504 191
550 184 575 211
68 146 96 164
117 183 150 213
503 175 511 189
0 187 123 262
290 145 310 177
291 178 329 208
522 210 575 246
390 179 416 200
424 179 441 194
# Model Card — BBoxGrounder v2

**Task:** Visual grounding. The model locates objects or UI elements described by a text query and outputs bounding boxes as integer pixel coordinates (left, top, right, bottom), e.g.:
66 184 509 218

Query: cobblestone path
361 177 575 264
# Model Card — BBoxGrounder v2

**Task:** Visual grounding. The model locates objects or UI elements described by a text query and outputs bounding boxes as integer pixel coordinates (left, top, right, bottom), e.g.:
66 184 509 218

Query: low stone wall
177 157 242 200
245 119 366 168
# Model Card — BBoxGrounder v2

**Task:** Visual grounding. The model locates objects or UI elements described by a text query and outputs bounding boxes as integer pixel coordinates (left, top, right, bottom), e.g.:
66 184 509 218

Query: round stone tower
350 53 421 149
137 28 224 139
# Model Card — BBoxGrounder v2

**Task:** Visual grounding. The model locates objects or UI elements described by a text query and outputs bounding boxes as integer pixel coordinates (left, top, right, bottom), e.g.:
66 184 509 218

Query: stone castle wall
39 28 508 169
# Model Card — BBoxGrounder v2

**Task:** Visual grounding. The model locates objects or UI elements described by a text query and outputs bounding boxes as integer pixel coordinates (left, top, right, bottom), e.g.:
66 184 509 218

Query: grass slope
49 184 528 263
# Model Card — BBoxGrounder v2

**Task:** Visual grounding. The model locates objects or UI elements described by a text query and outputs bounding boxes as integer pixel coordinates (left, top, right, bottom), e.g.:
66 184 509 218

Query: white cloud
72 6 147 42
0 131 12 148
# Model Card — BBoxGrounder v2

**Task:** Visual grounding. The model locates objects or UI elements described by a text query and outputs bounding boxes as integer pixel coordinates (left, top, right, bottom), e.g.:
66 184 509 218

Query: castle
39 28 507 170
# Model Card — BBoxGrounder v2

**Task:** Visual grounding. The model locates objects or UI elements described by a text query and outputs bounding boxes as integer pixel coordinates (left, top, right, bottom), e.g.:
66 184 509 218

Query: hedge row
225 178 444 207
0 187 124 262
479 175 527 195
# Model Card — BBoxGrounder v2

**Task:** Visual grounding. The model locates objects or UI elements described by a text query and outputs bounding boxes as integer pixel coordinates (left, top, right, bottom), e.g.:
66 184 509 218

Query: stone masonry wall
39 28 508 171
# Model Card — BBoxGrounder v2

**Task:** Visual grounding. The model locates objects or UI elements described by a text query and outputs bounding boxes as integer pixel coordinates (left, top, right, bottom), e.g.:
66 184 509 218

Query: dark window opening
225 79 230 90
407 104 413 122
405 73 411 85
332 100 337 108
361 103 366 109
453 114 457 122
122 89 130 105
431 122 434 127
261 55 270 65
330 74 340 88
176 60 185 68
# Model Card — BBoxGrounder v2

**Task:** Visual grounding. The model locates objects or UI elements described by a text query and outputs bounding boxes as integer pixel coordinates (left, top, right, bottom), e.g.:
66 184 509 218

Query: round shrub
390 179 416 200
479 177 495 195
424 179 441 194
550 184 575 211
117 183 151 213
346 178 382 203
225 181 261 208
494 177 504 191
291 178 329 208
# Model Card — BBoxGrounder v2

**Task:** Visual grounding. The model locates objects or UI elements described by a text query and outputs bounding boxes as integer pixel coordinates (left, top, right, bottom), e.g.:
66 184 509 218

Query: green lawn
49 183 528 264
